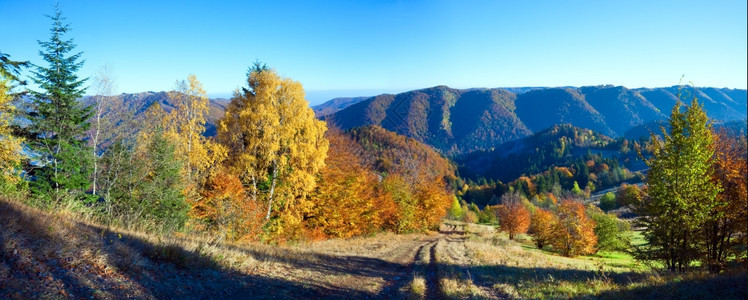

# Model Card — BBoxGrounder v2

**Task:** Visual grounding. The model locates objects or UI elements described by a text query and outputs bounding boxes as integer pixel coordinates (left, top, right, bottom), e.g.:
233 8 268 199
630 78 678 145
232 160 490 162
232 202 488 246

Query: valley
1 3 746 297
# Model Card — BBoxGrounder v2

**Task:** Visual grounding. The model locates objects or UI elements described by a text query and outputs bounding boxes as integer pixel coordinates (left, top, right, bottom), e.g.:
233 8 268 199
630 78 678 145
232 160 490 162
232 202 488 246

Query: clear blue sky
2 0 746 105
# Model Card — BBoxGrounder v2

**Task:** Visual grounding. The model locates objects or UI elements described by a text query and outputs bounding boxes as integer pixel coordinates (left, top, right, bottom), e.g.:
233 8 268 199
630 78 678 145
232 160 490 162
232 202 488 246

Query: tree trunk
265 165 279 221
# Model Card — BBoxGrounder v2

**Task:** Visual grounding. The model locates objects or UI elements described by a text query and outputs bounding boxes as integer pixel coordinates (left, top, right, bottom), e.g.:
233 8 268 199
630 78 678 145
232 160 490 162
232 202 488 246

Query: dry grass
454 224 746 299
408 275 426 299
1 197 745 299
0 197 439 298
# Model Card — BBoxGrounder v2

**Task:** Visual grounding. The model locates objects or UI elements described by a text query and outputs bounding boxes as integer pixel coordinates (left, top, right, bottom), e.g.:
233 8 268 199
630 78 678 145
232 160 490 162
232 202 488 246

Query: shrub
586 206 630 252
600 192 616 212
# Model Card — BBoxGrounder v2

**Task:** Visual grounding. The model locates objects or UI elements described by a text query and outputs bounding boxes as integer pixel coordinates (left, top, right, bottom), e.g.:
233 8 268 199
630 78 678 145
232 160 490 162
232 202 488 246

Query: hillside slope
456 124 617 182
82 92 230 138
325 85 746 155
3 199 744 299
312 96 370 117
328 86 531 154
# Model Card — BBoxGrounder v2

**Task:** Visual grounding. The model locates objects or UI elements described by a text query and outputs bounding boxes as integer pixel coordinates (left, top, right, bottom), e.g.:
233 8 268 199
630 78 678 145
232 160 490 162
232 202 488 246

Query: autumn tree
552 200 597 257
27 6 93 203
529 208 558 249
306 126 381 238
447 196 464 220
496 193 531 239
615 183 642 207
379 174 419 233
0 65 24 190
414 176 452 230
571 181 583 196
704 129 747 272
599 192 616 212
166 75 225 187
635 96 720 272
195 170 263 241
217 63 328 238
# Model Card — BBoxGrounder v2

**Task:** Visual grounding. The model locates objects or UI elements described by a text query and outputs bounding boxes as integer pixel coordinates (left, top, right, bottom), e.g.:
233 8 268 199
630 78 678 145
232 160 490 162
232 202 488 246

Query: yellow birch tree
166 75 226 189
217 63 327 238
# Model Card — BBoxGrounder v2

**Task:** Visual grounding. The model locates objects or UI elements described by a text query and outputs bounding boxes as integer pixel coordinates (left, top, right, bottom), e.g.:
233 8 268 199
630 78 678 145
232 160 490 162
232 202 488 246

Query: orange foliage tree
193 170 263 242
349 126 455 233
413 176 452 230
496 193 531 239
529 208 558 249
705 130 748 271
552 200 597 257
306 127 382 238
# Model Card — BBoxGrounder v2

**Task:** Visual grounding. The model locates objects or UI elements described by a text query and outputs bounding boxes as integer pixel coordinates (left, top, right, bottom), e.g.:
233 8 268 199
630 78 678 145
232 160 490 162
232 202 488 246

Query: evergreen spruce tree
636 96 720 272
139 130 188 231
27 6 93 203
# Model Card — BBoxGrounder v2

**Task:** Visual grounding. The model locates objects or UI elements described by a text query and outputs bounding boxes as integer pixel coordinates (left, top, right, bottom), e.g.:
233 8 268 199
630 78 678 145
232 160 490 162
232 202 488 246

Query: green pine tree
139 130 188 231
635 95 721 272
27 6 93 203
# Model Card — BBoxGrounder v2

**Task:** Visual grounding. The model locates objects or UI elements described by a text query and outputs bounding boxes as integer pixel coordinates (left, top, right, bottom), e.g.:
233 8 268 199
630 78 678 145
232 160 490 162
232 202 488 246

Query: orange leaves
708 130 748 267
413 176 452 230
193 170 263 241
529 208 557 249
551 200 597 257
307 128 381 238
555 167 573 179
496 195 531 240
303 125 455 239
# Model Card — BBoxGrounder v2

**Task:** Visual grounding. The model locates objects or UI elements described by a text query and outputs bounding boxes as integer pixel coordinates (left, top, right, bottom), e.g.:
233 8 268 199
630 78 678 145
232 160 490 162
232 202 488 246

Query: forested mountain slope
322 85 746 154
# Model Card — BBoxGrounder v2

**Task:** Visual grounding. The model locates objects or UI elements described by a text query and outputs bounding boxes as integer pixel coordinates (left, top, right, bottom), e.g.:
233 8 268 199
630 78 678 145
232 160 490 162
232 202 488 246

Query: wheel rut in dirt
423 240 441 300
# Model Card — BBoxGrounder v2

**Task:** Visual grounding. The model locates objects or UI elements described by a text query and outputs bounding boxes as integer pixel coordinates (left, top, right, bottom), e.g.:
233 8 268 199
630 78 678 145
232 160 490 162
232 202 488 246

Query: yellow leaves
217 66 328 240
166 75 213 183
0 78 23 183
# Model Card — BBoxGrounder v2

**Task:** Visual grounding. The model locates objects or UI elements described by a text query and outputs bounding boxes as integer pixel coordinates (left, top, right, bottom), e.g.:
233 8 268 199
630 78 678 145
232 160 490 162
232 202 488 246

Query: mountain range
316 85 746 154
88 85 745 157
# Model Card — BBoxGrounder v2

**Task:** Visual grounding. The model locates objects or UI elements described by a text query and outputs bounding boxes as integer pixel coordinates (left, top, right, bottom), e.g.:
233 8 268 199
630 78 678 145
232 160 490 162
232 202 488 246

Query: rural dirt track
2 198 505 299
376 222 505 299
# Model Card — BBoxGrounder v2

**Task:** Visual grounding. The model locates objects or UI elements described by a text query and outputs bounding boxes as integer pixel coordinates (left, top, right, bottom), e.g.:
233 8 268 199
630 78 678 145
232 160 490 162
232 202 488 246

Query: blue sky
2 0 746 105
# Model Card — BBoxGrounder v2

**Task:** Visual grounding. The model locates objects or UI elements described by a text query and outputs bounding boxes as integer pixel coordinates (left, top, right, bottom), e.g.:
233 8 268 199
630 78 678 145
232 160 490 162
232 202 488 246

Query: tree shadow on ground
0 200 373 299
3 199 746 299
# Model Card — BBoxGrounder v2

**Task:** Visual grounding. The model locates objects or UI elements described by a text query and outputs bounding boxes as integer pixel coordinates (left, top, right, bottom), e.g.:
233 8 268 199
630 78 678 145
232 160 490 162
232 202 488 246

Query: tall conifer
27 5 93 202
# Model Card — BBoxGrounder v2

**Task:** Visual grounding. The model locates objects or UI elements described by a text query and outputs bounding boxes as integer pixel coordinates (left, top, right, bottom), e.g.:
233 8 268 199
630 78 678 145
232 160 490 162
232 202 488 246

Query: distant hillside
327 85 746 154
625 119 748 140
82 92 230 137
312 97 370 117
89 85 746 155
579 85 664 135
514 88 613 136
347 125 456 185
327 86 532 154
456 124 617 182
